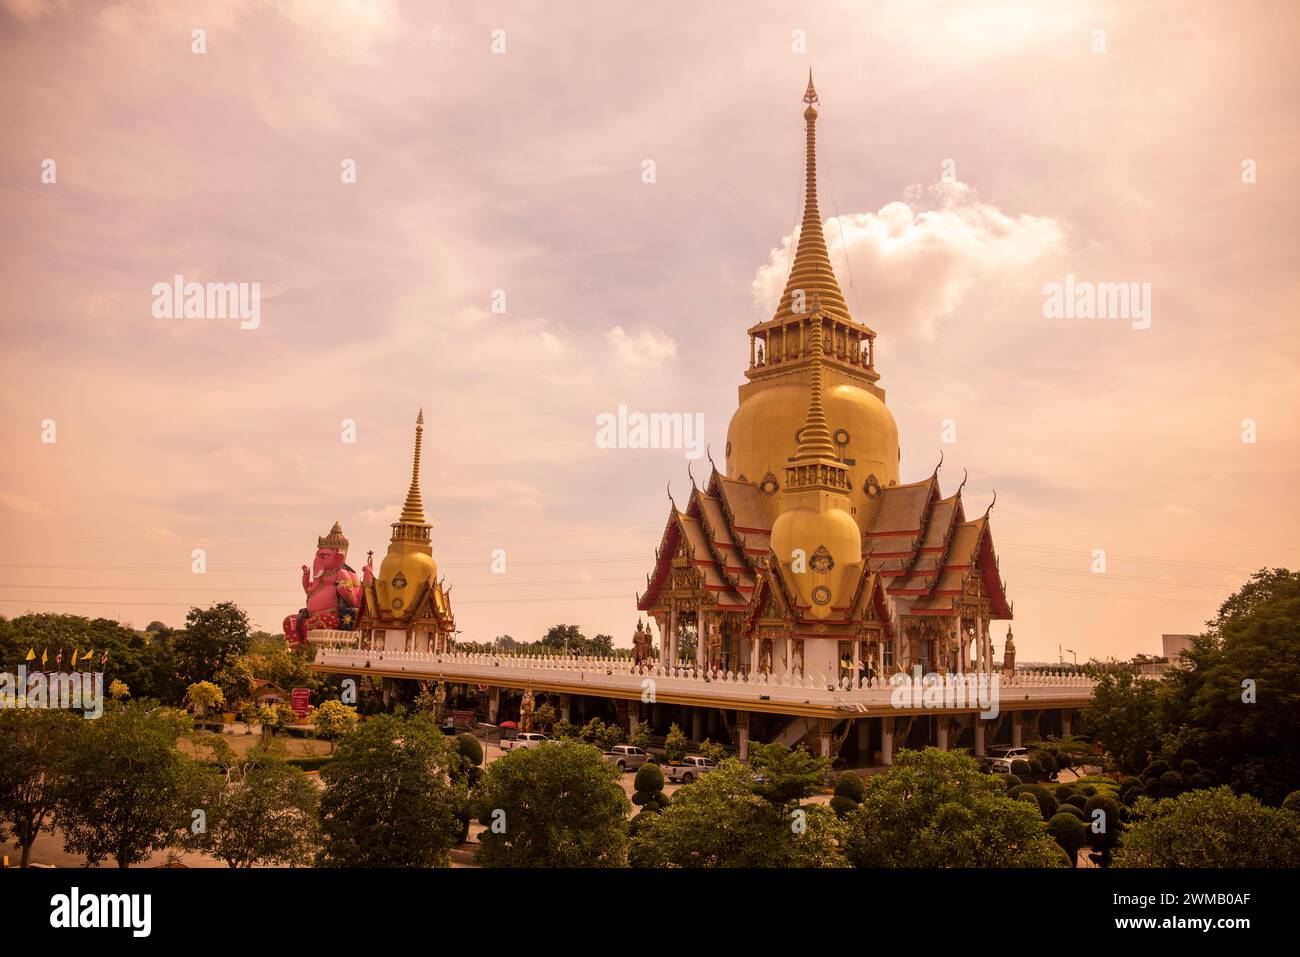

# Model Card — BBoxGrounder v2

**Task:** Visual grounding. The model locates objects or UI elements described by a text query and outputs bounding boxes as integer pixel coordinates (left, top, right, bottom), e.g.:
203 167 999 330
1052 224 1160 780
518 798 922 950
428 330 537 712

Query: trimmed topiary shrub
1009 783 1058 820
1028 759 1046 780
1142 759 1171 780
1282 791 1300 816
1180 759 1201 778
834 771 866 803
1054 784 1077 803
633 762 670 813
1066 794 1088 811
456 732 484 767
1003 774 1022 789
1158 771 1184 796
1055 803 1087 821
1010 759 1032 778
830 795 860 819
1186 772 1212 791
1047 812 1088 867
1143 779 1163 800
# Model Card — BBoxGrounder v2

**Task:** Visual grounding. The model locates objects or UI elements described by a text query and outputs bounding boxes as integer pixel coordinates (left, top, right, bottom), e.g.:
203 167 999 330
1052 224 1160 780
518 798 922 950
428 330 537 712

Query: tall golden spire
793 305 839 461
772 72 852 326
398 409 428 527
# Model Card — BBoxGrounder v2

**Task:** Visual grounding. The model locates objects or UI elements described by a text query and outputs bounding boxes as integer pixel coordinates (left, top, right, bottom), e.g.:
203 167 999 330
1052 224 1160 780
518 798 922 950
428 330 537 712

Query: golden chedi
726 72 899 531
769 308 864 620
371 410 438 615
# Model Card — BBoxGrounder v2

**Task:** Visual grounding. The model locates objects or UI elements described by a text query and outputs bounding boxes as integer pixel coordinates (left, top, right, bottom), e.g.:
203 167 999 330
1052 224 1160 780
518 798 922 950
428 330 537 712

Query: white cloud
753 180 1065 338
605 326 677 367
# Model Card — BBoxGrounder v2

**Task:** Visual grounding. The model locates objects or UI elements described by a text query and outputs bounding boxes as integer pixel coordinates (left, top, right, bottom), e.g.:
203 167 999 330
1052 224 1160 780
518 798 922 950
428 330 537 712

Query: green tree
1156 569 1300 805
475 740 629 867
0 709 77 866
318 714 465 867
1081 669 1163 773
587 633 615 657
841 748 1064 868
186 681 224 723
54 701 202 868
173 602 252 686
632 762 670 813
629 759 844 867
196 749 320 867
748 742 830 807
539 624 585 654
213 657 257 709
313 700 359 752
629 720 652 752
664 722 689 762
1113 787 1300 867
108 679 130 700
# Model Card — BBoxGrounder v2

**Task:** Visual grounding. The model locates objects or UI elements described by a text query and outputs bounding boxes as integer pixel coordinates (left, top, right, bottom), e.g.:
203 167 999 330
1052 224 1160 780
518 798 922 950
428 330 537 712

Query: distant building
1136 634 1197 676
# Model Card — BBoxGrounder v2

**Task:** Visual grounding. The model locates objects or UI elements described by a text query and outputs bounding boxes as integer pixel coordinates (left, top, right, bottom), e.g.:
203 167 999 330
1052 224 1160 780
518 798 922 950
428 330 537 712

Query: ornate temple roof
638 465 1012 628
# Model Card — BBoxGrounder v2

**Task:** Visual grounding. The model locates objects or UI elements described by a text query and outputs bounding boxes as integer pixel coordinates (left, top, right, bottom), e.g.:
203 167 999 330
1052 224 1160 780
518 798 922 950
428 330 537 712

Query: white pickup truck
662 755 717 783
498 732 549 752
601 745 652 772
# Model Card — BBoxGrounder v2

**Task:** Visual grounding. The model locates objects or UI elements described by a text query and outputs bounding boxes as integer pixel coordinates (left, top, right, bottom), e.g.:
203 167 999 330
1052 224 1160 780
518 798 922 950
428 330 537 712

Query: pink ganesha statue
283 521 361 650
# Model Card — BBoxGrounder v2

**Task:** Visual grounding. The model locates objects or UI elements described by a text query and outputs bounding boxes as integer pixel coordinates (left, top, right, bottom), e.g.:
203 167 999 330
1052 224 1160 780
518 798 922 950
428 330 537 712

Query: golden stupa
725 72 900 532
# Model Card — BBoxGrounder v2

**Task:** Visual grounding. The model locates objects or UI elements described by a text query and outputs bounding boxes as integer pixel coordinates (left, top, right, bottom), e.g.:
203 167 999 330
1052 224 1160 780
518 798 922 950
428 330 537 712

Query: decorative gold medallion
812 585 831 605
392 571 408 588
810 544 835 573
759 471 780 495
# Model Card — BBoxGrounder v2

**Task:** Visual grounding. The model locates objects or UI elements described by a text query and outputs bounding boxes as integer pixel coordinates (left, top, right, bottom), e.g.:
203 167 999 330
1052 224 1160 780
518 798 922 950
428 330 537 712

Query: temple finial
399 410 426 525
803 69 819 106
792 306 839 462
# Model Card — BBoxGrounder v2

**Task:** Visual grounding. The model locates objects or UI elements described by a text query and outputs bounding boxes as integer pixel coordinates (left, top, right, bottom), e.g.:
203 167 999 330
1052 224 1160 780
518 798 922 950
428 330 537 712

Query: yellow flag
71 648 79 666
25 648 35 661
40 648 48 666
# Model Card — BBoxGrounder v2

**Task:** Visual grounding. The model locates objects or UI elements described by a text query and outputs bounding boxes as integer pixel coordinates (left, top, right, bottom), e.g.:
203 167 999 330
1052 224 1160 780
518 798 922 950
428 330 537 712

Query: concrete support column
1061 710 1072 737
489 688 500 724
880 718 894 766
691 707 704 742
1011 712 1023 748
751 637 760 675
560 694 571 723
935 717 949 751
975 614 986 672
736 712 751 763
974 719 986 757
818 718 834 758
856 718 870 753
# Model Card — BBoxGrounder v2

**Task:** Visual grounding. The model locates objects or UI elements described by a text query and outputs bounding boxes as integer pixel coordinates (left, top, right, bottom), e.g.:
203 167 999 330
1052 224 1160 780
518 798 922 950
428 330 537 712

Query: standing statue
519 688 536 733
632 618 653 665
706 619 723 671
283 521 361 651
1002 626 1017 676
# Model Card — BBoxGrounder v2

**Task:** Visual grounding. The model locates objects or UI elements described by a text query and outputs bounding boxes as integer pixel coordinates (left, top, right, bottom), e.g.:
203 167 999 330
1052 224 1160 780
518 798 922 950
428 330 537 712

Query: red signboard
291 688 311 718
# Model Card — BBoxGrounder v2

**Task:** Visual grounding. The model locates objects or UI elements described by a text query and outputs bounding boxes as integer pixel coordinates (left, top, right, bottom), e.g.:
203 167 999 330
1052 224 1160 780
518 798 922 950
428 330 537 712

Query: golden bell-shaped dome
771 501 862 619
726 377 899 529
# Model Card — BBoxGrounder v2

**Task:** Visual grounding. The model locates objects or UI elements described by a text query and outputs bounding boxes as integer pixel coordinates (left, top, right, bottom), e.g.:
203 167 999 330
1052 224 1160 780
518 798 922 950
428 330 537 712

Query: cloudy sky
2 0 1297 663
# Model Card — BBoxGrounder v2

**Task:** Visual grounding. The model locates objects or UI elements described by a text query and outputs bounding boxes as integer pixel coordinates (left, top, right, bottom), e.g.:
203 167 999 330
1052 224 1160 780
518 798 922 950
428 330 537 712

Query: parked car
499 732 549 752
601 744 651 772
663 755 717 783
982 745 1030 773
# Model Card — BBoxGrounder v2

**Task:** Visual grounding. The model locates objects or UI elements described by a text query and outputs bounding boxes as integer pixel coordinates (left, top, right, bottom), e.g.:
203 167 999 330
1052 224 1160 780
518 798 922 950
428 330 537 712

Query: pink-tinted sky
2 0 1297 663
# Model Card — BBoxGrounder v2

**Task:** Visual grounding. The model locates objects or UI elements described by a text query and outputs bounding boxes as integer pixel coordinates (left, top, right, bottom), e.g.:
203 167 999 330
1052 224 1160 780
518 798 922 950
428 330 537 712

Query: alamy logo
151 274 261 329
49 887 151 937
0 666 103 719
889 667 1001 719
1042 274 1151 330
595 404 705 460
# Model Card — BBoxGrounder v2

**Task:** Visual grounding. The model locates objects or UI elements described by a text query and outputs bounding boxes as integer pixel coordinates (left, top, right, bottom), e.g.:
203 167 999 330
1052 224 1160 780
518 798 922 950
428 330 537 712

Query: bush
1010 759 1032 778
1180 759 1201 777
1047 812 1088 867
1009 784 1058 820
1158 770 1184 796
830 795 860 819
1065 794 1088 811
834 771 866 803
1055 803 1086 820
1142 779 1163 800
1037 753 1059 775
1282 791 1300 815
1002 774 1022 789
455 732 484 767
1054 784 1077 803
551 719 579 739
1142 759 1171 780
285 756 331 772
1186 772 1213 791
1028 759 1046 780
634 762 665 794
